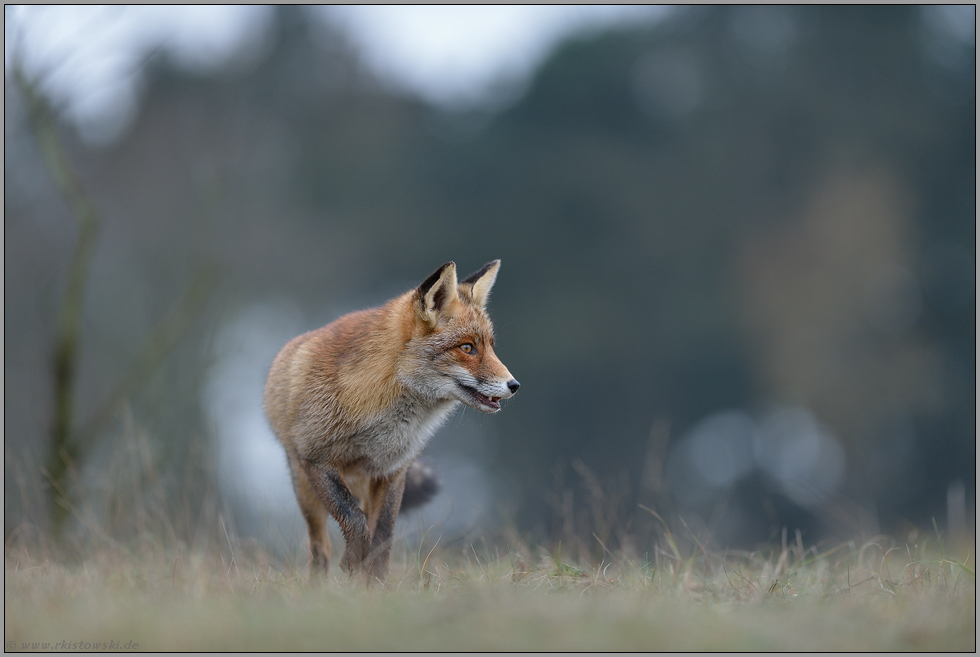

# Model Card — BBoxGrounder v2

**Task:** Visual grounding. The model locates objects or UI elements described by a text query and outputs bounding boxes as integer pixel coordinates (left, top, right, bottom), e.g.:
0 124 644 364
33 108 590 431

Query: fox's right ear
460 260 500 309
417 261 458 326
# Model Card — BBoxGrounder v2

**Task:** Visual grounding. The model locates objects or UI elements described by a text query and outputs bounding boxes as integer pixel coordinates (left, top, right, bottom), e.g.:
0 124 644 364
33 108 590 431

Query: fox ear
460 260 500 309
417 261 458 325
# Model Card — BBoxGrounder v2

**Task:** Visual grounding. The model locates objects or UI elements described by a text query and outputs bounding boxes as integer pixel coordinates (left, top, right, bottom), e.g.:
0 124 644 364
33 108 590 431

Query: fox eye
459 343 475 354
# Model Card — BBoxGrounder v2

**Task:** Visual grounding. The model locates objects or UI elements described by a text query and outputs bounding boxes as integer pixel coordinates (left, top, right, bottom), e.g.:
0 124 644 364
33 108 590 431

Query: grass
5 435 975 651
5 529 975 652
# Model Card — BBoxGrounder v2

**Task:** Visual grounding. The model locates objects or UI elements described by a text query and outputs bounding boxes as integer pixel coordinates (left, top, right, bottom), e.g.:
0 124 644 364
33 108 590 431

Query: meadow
4 403 974 652
5 524 974 652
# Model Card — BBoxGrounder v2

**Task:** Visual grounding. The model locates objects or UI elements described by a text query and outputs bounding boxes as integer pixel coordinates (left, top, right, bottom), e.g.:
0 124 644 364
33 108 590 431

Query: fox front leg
363 469 408 582
300 459 370 574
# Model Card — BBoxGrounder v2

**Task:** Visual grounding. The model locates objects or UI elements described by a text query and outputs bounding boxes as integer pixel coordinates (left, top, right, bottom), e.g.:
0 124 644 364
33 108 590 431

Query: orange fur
264 261 519 581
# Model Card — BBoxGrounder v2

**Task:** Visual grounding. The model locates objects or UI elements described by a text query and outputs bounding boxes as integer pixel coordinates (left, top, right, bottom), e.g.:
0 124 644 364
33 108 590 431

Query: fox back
264 260 518 580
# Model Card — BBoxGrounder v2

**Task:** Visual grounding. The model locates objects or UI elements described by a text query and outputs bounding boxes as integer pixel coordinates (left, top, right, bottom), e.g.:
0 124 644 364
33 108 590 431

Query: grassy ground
5 531 974 652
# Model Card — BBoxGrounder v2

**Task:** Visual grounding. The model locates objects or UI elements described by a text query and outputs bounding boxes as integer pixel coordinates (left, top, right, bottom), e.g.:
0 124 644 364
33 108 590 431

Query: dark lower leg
300 459 370 573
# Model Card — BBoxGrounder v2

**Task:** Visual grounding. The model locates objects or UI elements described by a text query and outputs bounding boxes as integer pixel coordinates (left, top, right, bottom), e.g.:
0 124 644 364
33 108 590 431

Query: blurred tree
7 56 216 539
12 66 101 531
4 5 974 548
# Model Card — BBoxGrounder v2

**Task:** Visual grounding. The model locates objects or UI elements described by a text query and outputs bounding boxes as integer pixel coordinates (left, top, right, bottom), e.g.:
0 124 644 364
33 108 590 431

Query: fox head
400 260 520 413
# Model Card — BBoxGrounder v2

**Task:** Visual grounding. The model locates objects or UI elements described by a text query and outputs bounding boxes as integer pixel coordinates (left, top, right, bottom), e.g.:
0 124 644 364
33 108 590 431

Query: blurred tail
400 458 440 512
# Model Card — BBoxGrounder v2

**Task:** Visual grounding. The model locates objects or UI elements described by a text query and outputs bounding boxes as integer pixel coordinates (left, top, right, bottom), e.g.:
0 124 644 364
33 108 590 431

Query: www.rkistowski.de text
9 640 139 651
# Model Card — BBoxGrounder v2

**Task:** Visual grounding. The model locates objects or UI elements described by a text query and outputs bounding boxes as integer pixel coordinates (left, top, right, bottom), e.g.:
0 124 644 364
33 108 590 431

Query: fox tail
400 458 440 512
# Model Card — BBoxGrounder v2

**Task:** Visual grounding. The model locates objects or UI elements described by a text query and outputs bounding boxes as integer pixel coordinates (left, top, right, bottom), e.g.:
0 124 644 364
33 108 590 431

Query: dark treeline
5 6 974 550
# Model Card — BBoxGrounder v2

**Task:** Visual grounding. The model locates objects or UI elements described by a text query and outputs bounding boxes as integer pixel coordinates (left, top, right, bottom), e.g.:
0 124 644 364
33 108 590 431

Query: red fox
264 261 519 581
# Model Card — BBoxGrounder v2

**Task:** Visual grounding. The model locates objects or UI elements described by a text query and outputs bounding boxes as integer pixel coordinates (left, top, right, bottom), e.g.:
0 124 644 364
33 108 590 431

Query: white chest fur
351 396 458 476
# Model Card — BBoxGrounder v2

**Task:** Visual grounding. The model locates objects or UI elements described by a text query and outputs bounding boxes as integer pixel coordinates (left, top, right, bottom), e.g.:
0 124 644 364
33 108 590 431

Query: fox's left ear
460 260 500 309
417 261 458 326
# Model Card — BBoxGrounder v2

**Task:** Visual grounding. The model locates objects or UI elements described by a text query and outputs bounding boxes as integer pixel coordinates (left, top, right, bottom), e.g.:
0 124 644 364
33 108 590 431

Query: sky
5 5 668 145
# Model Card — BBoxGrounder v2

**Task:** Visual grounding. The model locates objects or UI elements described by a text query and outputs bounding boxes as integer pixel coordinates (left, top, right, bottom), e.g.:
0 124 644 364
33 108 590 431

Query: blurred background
4 5 975 557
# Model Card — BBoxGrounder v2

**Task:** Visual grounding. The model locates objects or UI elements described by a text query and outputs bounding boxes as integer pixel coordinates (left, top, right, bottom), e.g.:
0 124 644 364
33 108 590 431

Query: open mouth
459 384 502 411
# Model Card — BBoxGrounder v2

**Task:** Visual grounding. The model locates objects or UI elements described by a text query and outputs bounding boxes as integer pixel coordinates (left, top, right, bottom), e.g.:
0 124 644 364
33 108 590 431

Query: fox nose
507 379 521 394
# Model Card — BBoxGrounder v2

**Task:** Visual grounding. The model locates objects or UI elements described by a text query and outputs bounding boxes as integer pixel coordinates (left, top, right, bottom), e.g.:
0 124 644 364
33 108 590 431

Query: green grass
5 532 975 652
